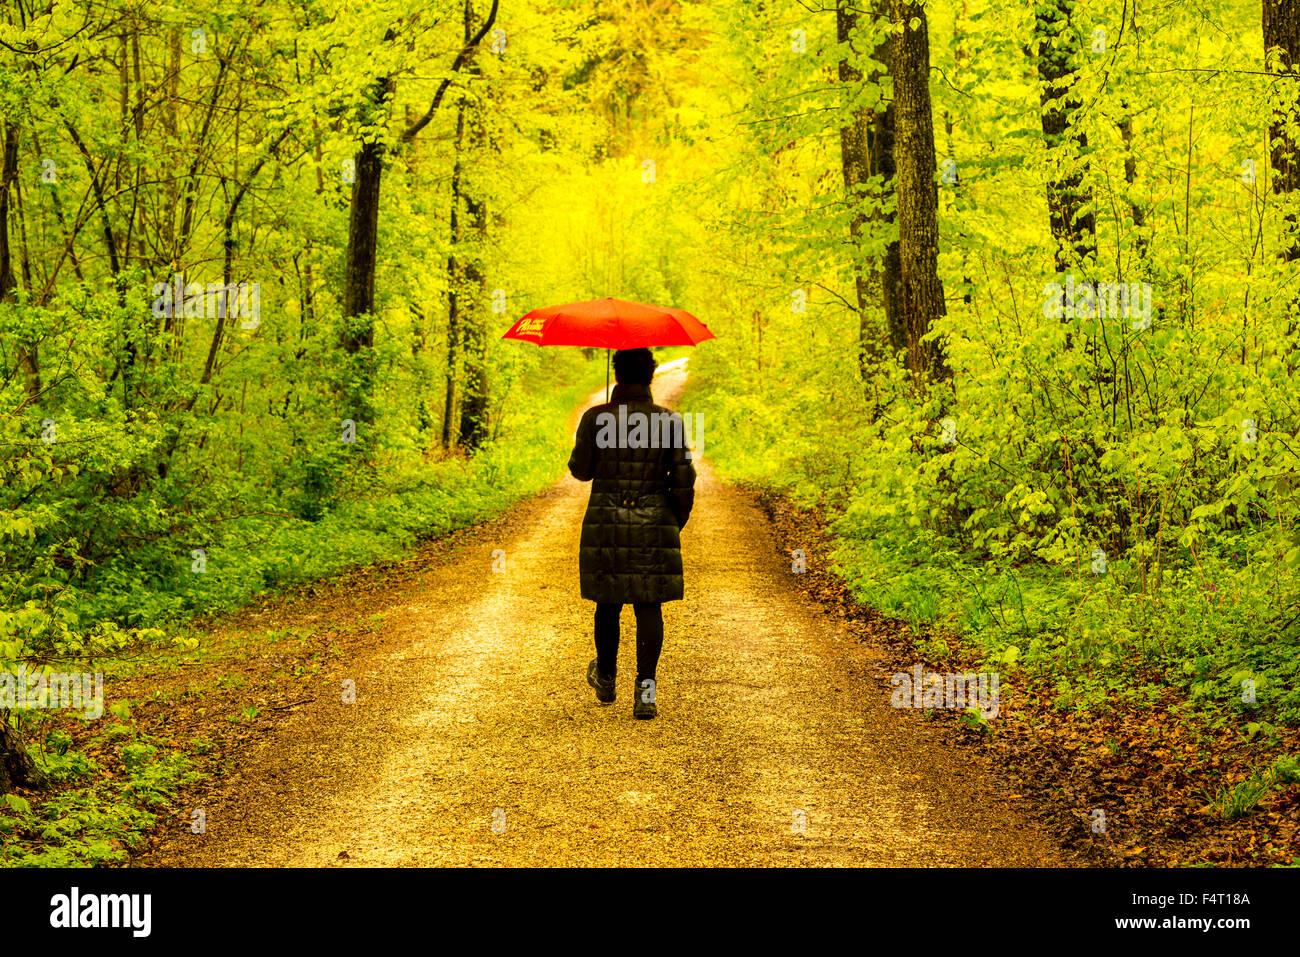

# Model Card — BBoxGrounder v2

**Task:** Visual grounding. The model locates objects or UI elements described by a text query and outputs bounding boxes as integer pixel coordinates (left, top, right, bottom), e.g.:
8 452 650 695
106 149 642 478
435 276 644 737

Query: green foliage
1207 771 1273 820
1205 755 1299 821
0 0 625 704
681 0 1300 731
1 0 1295 863
0 724 200 867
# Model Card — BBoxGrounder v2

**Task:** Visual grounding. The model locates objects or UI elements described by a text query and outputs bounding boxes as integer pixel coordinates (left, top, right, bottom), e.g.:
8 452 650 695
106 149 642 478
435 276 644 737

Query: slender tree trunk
946 1 975 306
1119 114 1147 262
30 130 84 293
457 0 491 451
870 1 904 358
342 76 393 341
1265 0 1300 263
457 190 490 449
64 123 123 278
164 25 181 275
890 0 949 383
1036 0 1097 272
3 122 41 400
342 134 385 331
345 3 500 439
0 122 18 303
340 74 393 434
195 133 287 393
442 106 467 449
836 0 900 371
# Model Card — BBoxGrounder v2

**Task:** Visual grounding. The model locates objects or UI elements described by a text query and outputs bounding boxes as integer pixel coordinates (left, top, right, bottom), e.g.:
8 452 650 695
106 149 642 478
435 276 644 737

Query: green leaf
4 794 31 815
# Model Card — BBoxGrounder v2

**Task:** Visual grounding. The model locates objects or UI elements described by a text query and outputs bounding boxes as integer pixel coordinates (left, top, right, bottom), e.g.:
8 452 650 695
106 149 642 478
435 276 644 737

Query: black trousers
594 602 663 681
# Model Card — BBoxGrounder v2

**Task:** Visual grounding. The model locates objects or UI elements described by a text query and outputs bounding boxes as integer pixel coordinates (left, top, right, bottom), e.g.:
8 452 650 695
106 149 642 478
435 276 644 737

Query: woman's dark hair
613 348 656 385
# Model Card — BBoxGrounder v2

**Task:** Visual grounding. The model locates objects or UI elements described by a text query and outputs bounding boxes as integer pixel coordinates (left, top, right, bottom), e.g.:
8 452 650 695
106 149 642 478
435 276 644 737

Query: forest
2 0 1300 869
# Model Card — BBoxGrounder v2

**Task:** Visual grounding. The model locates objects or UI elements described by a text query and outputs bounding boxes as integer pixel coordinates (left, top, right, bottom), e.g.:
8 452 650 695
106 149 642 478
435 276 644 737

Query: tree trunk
1265 0 1300 263
0 121 18 303
837 0 902 372
164 25 181 275
1119 113 1147 263
347 4 499 441
442 105 468 449
0 127 43 780
339 76 392 433
342 101 389 332
456 0 491 451
890 0 949 383
946 1 975 307
1 121 40 400
456 192 490 450
1115 0 1147 269
0 711 45 794
1036 0 1097 272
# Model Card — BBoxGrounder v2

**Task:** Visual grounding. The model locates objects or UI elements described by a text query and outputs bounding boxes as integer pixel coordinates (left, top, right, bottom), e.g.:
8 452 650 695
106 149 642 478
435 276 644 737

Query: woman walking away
567 348 696 719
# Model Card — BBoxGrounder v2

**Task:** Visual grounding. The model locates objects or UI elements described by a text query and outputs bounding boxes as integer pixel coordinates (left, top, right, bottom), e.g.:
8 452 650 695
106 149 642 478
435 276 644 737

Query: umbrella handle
605 349 610 402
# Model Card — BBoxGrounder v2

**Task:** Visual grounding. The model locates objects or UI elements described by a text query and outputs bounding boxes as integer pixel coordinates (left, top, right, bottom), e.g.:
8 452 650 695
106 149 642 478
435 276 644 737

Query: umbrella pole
605 349 610 402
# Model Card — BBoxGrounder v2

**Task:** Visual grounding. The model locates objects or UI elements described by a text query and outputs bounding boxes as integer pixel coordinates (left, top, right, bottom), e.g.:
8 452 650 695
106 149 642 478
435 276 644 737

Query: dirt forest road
147 360 1065 867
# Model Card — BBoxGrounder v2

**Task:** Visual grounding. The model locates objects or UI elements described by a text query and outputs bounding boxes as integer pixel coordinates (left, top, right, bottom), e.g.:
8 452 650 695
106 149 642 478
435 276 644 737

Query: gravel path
147 362 1064 867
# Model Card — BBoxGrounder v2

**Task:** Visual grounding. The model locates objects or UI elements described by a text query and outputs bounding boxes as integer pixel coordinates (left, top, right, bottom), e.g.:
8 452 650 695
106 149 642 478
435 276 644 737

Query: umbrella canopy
502 297 715 349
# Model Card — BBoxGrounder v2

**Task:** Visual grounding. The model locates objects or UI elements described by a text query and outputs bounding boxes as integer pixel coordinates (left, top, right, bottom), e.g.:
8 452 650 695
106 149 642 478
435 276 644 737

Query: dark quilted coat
568 382 697 603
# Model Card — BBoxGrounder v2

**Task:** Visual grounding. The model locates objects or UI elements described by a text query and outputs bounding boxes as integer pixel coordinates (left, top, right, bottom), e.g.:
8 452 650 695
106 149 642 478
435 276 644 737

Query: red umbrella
502 297 715 398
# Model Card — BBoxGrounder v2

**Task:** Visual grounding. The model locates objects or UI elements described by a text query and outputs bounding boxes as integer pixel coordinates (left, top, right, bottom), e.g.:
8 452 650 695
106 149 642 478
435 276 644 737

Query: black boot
633 677 657 719
587 658 615 704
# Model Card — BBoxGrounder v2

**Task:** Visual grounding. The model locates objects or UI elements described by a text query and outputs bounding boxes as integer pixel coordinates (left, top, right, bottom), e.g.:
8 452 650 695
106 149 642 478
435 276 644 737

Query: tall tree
836 0 902 372
1118 0 1148 268
0 117 43 796
442 102 467 449
342 1 500 429
1035 0 1096 273
890 0 948 383
456 1 493 451
1265 0 1300 264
